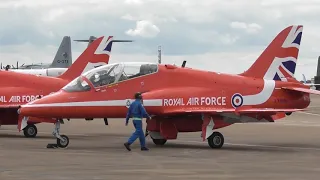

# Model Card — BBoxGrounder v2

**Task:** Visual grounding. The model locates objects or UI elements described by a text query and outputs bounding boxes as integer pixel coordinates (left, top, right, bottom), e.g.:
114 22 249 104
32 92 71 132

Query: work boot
124 142 131 151
141 147 149 151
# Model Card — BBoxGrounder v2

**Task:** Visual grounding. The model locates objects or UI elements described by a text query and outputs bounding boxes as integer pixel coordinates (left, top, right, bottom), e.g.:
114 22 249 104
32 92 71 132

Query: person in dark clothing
5 65 10 71
124 92 151 151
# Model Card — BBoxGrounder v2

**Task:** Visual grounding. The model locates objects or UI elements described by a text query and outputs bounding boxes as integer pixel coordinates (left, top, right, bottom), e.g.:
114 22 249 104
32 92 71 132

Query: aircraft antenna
182 60 186 68
158 45 161 64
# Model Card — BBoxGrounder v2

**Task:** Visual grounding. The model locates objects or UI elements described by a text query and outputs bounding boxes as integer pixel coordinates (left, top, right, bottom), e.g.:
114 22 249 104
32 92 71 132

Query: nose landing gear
47 119 69 149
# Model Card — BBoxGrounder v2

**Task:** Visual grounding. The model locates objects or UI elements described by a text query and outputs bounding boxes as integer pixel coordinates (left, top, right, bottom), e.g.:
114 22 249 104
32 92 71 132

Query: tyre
57 135 69 148
207 132 224 149
152 138 167 145
23 124 37 138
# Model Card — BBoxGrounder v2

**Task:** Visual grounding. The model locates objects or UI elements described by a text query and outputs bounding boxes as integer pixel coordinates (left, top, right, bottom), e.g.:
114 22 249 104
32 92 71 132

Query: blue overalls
126 99 150 148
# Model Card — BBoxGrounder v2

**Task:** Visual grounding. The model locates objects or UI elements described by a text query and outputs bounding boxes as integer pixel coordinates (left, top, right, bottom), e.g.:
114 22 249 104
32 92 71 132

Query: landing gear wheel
56 135 69 148
23 124 37 138
207 132 224 149
152 138 167 145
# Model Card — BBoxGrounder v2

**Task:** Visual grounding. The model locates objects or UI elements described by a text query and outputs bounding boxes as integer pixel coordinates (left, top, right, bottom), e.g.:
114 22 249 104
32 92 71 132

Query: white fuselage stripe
22 79 275 108
242 79 275 105
22 99 163 108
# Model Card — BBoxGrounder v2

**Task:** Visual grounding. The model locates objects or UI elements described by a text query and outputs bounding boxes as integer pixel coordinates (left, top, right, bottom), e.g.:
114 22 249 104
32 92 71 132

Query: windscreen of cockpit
79 63 158 88
62 77 91 92
84 63 123 88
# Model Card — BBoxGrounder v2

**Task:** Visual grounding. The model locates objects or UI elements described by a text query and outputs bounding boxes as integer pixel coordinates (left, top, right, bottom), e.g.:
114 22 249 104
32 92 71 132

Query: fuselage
7 68 67 77
19 62 311 119
0 70 69 125
0 71 68 105
18 63 51 69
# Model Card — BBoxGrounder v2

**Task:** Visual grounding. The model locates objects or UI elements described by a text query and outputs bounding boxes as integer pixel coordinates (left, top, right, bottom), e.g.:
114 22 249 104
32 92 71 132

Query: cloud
124 0 144 5
125 20 160 38
230 22 262 34
219 34 239 45
1 0 320 80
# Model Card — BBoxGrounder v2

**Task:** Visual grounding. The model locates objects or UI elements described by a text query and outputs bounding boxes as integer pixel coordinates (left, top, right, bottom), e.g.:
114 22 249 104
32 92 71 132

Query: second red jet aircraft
0 36 130 138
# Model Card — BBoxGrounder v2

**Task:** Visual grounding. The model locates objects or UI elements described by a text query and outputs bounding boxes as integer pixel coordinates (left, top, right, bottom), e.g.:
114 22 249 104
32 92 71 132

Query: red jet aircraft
18 25 320 149
0 36 130 138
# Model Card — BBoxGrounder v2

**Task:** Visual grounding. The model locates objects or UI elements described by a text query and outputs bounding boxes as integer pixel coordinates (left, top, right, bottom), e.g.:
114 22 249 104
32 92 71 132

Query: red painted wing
282 87 320 95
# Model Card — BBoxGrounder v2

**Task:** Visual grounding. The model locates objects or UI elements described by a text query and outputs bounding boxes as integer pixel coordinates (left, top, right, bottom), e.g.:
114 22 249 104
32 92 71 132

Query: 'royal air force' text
163 97 226 106
0 95 43 103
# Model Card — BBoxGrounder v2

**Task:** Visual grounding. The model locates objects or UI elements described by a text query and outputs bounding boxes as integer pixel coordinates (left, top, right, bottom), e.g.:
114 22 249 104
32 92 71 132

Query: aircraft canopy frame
62 62 158 92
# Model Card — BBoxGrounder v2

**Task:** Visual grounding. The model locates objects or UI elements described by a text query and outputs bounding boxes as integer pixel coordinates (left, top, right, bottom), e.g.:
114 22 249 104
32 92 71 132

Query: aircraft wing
162 107 304 115
304 83 320 86
282 87 320 95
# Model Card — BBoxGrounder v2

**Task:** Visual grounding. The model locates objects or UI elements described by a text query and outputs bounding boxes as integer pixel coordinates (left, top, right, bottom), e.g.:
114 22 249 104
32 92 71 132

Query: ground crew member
124 92 151 151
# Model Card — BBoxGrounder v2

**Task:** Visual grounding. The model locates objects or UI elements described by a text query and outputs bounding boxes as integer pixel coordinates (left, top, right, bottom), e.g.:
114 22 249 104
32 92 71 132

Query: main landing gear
207 131 224 149
152 138 167 145
148 132 224 148
23 124 38 138
146 129 224 148
145 130 168 146
47 119 69 149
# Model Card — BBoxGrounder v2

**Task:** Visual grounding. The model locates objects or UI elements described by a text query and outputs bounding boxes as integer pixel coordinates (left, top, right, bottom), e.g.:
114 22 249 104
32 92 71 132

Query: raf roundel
125 99 131 108
231 93 243 108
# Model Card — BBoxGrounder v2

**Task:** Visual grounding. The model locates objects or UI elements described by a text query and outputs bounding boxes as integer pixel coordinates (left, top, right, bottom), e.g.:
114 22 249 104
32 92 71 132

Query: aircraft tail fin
58 36 133 81
49 36 72 68
239 25 303 83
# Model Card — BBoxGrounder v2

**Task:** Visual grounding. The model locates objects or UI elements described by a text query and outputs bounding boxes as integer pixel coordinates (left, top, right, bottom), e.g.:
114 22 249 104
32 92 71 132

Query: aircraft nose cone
18 91 69 118
19 104 41 117
19 98 49 117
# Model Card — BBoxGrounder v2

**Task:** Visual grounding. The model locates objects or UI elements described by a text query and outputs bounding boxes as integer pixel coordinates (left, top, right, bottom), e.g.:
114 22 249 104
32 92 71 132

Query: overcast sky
1 0 320 80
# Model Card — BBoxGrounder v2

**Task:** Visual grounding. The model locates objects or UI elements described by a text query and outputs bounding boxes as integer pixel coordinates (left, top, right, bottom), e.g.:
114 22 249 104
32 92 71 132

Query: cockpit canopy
62 62 158 92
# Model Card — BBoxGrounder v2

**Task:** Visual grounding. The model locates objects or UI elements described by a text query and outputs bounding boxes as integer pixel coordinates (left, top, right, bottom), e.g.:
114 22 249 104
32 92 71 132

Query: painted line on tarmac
0 129 91 136
297 111 320 117
2 129 320 152
225 122 320 127
0 129 129 138
224 142 320 151
175 140 320 151
306 105 320 108
264 123 320 127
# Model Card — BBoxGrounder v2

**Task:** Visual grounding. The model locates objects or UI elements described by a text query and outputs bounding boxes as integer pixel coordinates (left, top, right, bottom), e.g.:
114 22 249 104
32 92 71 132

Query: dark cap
134 92 142 99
